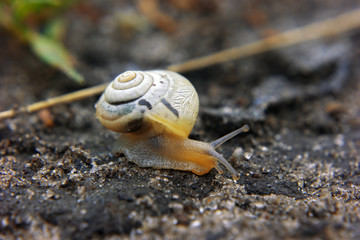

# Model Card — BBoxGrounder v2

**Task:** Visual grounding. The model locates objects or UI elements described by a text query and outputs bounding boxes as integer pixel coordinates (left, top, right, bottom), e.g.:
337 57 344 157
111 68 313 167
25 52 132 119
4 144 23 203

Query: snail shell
95 70 199 137
95 70 248 180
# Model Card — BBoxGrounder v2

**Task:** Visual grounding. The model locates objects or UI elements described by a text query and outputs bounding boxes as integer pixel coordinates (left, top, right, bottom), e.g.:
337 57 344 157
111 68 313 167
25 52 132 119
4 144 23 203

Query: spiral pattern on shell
104 71 154 103
95 70 199 135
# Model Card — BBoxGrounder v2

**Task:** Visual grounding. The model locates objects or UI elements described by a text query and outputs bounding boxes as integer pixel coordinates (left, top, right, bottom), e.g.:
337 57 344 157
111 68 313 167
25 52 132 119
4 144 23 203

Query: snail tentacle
210 124 249 149
208 148 240 180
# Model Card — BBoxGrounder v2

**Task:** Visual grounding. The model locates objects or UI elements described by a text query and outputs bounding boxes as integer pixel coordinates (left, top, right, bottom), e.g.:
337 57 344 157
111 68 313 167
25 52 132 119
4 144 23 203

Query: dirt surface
1 1 360 239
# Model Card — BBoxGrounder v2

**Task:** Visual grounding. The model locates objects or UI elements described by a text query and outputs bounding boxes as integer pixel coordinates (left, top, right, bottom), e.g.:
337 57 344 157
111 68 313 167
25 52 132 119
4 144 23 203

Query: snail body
95 70 248 180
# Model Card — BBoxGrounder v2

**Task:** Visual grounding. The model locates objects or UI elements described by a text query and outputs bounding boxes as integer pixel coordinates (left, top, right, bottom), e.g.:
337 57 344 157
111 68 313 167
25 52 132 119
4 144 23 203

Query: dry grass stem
1 8 360 120
0 83 108 120
168 8 360 72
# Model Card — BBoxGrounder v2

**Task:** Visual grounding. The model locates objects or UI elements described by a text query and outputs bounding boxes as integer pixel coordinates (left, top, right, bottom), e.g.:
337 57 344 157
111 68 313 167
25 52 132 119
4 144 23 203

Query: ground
0 1 360 239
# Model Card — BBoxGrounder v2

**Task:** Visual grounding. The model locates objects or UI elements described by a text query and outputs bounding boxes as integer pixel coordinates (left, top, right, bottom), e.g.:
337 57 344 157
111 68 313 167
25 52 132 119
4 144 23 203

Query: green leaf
43 17 66 40
12 0 62 21
27 31 84 84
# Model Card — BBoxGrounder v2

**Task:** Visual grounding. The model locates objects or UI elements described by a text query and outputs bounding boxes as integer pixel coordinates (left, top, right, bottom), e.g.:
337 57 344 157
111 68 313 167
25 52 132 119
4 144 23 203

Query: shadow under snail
95 70 249 180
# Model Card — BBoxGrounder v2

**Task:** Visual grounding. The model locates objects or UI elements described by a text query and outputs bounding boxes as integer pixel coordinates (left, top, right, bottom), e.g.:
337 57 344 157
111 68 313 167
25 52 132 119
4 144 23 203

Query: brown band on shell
127 117 143 132
161 98 179 118
138 99 152 110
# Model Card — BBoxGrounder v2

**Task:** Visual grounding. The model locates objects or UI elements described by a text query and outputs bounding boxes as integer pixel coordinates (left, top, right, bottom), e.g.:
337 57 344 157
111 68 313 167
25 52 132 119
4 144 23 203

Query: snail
95 70 249 180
